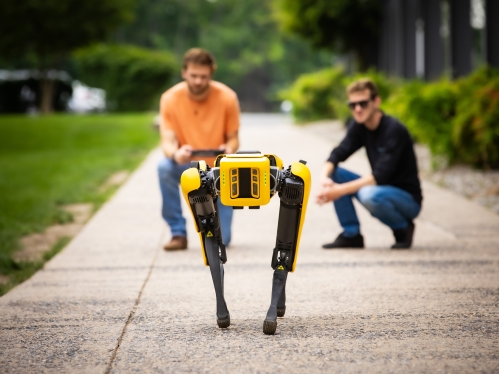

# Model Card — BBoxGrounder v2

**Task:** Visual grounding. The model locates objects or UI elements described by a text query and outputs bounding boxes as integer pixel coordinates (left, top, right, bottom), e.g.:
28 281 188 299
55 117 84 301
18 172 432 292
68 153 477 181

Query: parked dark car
0 70 72 114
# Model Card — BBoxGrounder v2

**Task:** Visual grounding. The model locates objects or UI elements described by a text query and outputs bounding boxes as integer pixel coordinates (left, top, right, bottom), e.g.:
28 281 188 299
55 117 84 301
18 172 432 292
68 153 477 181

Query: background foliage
273 0 381 70
73 44 177 111
0 0 136 112
280 66 396 123
283 65 499 169
0 0 336 112
0 0 135 64
388 79 457 162
389 67 499 168
112 0 334 111
279 67 345 122
452 67 499 168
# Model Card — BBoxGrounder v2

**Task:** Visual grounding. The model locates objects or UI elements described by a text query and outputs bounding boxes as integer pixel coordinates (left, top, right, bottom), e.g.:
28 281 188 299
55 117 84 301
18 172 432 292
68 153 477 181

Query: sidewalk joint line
104 228 166 374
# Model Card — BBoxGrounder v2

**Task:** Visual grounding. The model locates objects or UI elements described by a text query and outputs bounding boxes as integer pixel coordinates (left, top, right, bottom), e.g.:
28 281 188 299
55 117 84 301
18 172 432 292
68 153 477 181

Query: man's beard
187 82 210 96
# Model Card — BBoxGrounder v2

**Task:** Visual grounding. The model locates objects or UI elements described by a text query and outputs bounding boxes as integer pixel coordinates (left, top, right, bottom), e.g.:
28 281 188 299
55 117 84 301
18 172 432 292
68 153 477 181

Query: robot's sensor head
217 152 277 208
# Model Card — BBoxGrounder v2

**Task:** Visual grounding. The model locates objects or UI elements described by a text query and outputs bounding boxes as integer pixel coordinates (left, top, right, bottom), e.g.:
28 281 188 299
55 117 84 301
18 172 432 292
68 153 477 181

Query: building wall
378 0 497 80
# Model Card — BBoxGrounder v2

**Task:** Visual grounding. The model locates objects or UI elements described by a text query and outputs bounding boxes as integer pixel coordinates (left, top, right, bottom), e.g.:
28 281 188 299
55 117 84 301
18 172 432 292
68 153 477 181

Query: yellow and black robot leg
263 166 307 335
186 188 230 329
203 219 230 329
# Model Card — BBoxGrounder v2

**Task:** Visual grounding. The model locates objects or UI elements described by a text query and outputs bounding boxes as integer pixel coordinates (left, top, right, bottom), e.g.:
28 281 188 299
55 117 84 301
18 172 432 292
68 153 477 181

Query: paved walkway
1 114 498 373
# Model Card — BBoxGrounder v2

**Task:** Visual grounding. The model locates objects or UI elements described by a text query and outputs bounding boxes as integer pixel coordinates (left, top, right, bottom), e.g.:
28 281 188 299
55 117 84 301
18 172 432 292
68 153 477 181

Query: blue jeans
157 157 233 245
331 167 421 237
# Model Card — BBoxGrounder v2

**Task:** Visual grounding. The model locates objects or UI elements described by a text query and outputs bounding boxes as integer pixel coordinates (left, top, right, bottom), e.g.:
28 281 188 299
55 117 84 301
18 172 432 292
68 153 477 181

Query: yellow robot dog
180 151 311 335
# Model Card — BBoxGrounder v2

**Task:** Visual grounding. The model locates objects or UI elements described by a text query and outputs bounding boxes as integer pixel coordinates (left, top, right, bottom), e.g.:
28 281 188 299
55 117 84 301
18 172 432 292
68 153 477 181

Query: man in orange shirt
158 48 240 250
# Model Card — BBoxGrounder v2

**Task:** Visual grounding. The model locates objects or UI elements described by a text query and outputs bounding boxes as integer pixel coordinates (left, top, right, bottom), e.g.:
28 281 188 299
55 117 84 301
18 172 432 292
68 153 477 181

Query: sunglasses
347 99 371 110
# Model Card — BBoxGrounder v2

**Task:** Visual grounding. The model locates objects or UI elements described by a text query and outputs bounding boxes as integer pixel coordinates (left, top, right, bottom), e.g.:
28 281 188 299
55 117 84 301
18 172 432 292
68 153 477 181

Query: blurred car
67 81 106 113
0 70 72 114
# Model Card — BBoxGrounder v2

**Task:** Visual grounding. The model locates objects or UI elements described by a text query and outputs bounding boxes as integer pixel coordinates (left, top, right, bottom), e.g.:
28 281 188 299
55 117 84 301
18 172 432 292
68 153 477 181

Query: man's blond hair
346 78 379 99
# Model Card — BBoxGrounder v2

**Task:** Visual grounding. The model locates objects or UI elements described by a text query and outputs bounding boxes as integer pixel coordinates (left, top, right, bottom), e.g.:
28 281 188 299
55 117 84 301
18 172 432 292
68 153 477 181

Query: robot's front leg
181 167 230 329
190 194 230 328
203 221 230 328
264 161 310 335
263 252 289 335
277 281 286 317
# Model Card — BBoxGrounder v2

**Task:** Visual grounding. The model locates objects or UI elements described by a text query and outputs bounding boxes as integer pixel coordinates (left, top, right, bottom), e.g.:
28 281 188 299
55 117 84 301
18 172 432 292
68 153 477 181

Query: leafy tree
273 0 381 70
0 0 135 113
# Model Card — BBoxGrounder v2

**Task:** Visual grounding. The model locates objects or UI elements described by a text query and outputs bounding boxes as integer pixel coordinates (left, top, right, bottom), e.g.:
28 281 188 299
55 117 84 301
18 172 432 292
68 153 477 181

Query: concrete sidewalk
1 114 498 373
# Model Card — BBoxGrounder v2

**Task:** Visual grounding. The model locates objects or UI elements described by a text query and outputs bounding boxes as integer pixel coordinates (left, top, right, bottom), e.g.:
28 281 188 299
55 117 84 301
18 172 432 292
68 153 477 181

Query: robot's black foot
263 319 277 335
217 316 230 329
264 266 288 333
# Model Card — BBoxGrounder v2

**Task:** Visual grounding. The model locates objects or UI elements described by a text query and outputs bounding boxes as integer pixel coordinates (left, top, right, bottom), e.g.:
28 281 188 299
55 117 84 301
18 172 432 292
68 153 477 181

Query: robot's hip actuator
180 151 311 335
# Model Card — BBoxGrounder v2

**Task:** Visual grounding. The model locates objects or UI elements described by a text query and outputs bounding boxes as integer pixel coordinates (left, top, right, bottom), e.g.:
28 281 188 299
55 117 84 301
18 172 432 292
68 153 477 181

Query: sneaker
391 222 415 249
163 236 188 251
322 233 364 249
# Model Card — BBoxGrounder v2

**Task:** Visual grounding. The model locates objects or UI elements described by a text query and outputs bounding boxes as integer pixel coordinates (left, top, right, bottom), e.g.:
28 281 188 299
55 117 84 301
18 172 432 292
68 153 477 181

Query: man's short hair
182 48 216 70
346 78 379 99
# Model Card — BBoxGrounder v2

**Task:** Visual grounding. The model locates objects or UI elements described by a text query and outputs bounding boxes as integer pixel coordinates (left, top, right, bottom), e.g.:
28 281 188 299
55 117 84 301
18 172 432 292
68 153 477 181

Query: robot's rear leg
205 235 230 328
263 267 288 335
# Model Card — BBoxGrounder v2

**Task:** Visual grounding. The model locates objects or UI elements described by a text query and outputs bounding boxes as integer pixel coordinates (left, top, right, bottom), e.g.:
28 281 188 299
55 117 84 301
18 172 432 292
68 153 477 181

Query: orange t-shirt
160 81 240 165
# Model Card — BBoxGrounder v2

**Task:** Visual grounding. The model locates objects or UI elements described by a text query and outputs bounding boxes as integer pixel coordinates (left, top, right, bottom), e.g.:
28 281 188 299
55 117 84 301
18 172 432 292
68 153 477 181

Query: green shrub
453 67 499 168
281 66 397 123
285 64 499 169
279 66 346 122
388 79 458 160
389 66 499 169
73 44 177 111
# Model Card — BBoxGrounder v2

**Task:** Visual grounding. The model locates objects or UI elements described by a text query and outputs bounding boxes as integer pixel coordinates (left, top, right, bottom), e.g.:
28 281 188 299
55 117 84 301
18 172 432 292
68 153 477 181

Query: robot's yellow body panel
180 167 208 265
180 151 310 335
180 168 201 213
289 161 311 272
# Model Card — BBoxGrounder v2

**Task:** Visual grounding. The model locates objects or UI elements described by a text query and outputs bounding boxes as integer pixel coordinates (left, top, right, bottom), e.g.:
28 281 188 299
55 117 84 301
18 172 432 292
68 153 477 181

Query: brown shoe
163 236 187 251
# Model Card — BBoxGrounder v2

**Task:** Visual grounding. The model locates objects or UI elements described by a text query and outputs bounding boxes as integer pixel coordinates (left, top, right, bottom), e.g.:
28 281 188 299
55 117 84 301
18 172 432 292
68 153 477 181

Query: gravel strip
415 145 499 214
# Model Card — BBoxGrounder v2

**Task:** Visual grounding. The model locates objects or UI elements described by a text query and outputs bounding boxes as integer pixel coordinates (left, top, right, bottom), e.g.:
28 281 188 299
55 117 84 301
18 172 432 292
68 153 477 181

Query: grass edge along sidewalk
0 113 158 295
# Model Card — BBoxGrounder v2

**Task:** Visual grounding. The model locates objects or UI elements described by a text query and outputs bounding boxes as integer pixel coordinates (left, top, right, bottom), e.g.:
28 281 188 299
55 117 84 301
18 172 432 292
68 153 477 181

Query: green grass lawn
0 113 159 295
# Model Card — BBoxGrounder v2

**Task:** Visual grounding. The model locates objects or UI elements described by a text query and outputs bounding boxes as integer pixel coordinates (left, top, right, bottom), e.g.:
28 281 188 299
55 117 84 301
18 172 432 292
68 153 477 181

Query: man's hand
219 144 235 155
221 131 239 155
173 144 193 164
316 184 347 205
316 175 334 204
316 174 377 205
321 176 334 189
219 144 229 154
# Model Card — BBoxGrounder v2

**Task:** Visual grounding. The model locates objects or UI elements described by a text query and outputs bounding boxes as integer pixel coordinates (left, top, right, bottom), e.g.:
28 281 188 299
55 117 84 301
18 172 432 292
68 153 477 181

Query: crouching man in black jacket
316 79 422 249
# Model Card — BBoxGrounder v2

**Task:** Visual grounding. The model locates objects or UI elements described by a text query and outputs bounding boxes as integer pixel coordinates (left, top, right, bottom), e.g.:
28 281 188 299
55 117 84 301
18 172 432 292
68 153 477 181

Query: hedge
73 44 177 112
280 66 397 123
389 67 499 169
284 65 499 169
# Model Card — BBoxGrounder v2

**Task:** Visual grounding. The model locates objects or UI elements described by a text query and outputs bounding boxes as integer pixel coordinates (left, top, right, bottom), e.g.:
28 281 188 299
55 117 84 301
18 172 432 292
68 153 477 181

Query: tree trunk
40 74 55 114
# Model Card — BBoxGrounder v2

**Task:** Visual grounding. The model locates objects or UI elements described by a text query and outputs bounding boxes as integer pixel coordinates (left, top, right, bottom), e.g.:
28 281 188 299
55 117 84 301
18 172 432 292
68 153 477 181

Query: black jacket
327 114 423 205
